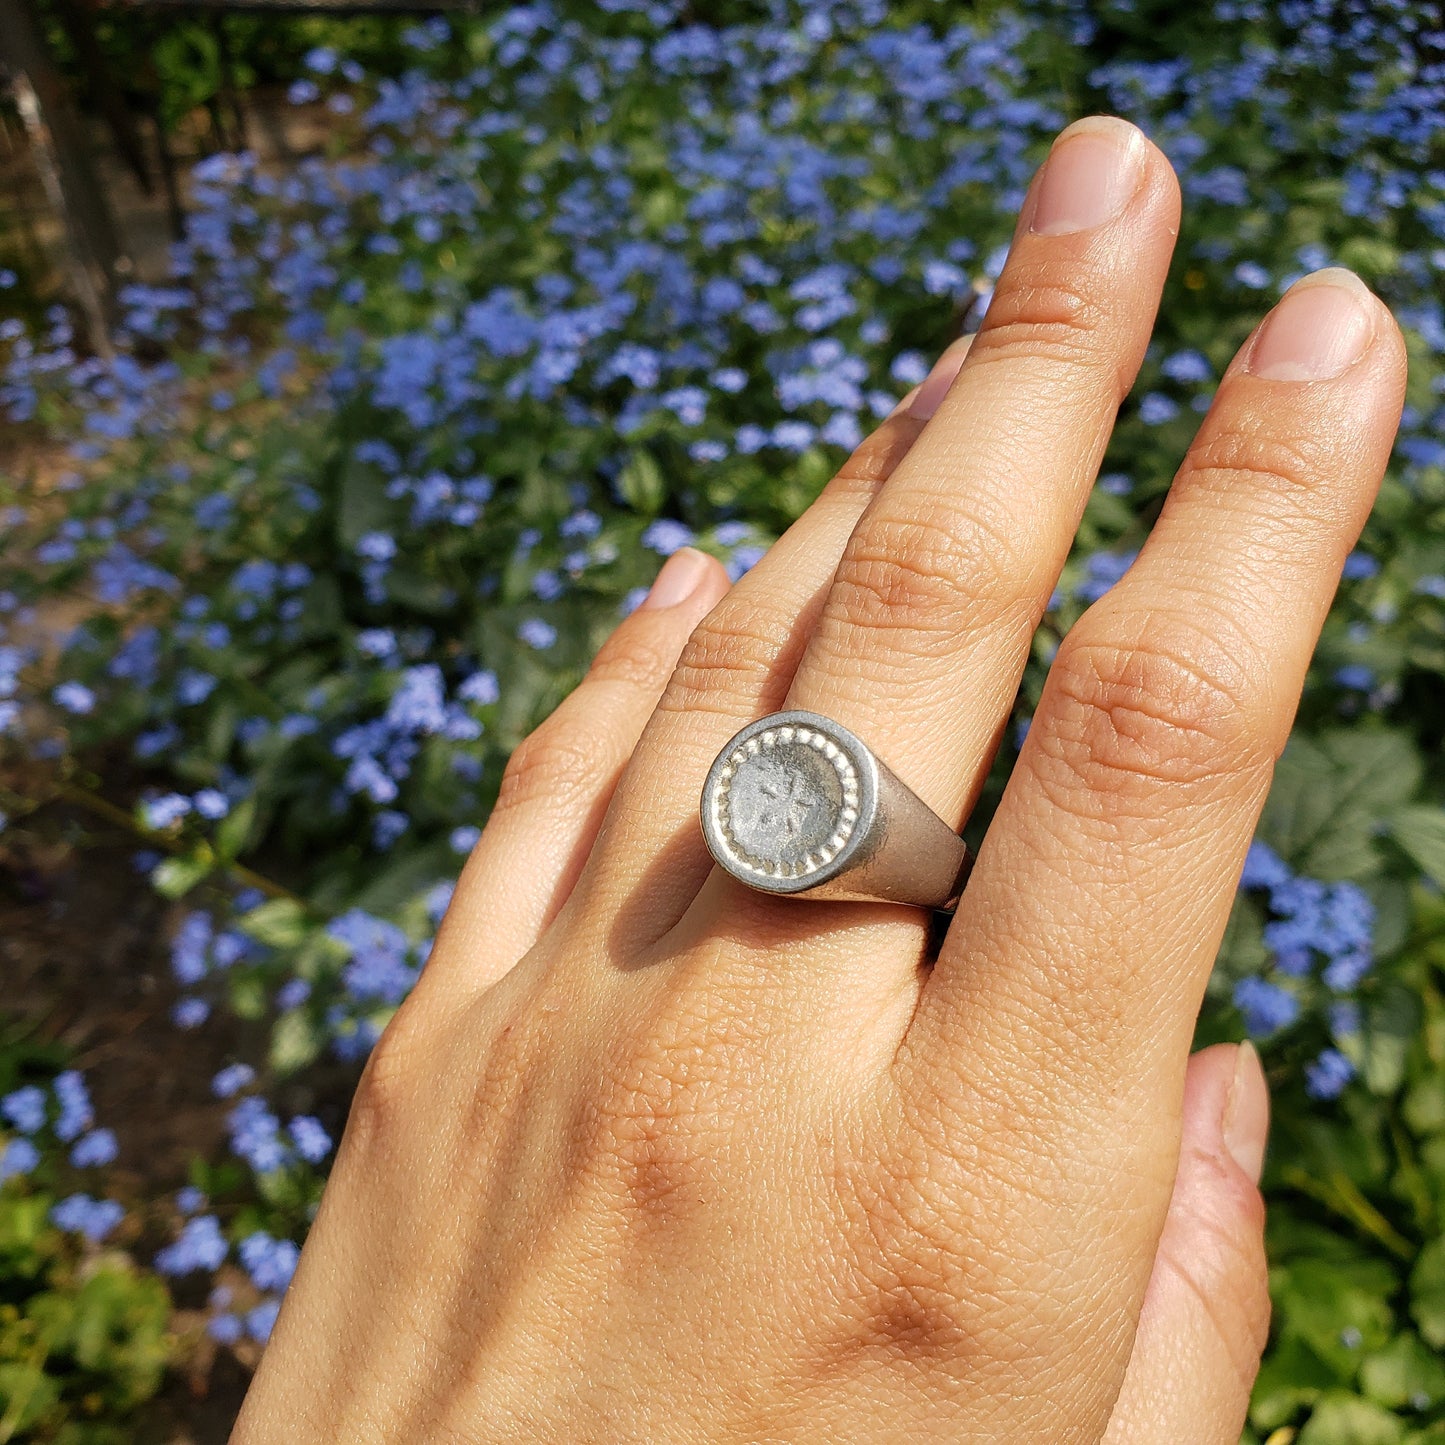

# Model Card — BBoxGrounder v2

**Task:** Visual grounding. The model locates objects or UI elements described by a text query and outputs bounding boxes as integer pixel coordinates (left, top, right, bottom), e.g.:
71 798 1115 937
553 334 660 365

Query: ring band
699 710 972 911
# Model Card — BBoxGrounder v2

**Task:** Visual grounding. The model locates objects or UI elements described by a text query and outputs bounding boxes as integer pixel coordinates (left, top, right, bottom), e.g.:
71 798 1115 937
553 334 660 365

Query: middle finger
778 116 1179 837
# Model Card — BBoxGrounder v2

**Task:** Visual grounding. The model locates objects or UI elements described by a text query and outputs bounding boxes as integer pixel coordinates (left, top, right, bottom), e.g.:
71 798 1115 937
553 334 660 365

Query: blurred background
1 0 1443 1439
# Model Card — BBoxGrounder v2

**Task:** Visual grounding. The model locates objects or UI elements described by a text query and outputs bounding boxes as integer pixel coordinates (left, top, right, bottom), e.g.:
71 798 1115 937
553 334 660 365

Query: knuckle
1184 420 1328 505
659 601 793 716
829 510 1034 652
585 973 757 1226
1041 619 1270 801
588 1043 712 1227
587 624 677 692
975 257 1113 374
840 1149 1040 1365
833 414 920 487
495 723 607 814
348 1004 428 1148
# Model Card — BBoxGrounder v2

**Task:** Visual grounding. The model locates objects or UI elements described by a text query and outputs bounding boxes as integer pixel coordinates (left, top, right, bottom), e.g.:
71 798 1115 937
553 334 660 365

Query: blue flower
177 670 217 706
289 1116 332 1163
239 1231 301 1292
560 509 602 539
1342 550 1379 580
228 1097 289 1173
70 1129 118 1168
518 619 557 650
247 1298 282 1343
1240 840 1291 892
276 978 311 1011
1076 550 1137 603
356 531 397 563
1304 1048 1354 1100
328 911 417 1005
143 794 191 830
642 519 695 556
171 912 212 985
357 629 399 660
1161 349 1212 383
0 1138 40 1180
194 788 231 821
459 670 500 705
1323 949 1372 991
51 1194 124 1243
53 1072 92 1142
373 810 408 849
53 681 96 715
2 1086 47 1135
1138 392 1179 425
532 569 564 601
1234 977 1299 1036
212 1063 256 1099
1334 664 1375 691
386 665 448 734
156 1214 229 1275
173 998 210 1029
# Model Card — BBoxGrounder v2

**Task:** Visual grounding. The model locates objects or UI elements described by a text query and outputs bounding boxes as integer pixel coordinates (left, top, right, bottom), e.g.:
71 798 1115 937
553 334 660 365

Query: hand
232 116 1405 1443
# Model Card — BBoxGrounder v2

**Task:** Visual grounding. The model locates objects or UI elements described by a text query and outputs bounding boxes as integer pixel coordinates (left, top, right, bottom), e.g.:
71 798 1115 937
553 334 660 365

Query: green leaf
1360 986 1424 1095
214 795 258 862
384 567 457 614
1390 806 1445 887
239 898 310 949
1410 1236 1445 1349
1361 1332 1445 1411
1250 1331 1337 1430
617 449 667 514
1298 1394 1405 1445
270 1009 325 1075
1262 730 1420 880
336 454 394 549
1404 1072 1445 1136
1273 1254 1397 1369
150 854 211 900
226 971 270 1022
0 1360 61 1434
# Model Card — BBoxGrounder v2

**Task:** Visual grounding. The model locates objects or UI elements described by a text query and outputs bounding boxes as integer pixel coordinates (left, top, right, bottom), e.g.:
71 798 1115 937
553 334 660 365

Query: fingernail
1029 116 1145 237
642 546 711 609
907 338 972 420
1222 1041 1269 1185
1247 269 1375 381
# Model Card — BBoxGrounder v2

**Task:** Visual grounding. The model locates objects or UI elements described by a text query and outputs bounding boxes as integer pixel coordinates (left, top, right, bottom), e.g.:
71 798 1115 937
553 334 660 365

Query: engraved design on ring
711 721 862 882
700 709 972 910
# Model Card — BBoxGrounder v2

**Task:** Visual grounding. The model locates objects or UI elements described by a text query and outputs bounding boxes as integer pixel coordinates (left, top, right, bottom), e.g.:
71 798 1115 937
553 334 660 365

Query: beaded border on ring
711 723 860 879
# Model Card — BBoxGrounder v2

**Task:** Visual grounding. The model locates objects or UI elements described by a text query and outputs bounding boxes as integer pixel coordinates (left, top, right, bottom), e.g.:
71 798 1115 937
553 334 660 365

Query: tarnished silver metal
699 709 972 910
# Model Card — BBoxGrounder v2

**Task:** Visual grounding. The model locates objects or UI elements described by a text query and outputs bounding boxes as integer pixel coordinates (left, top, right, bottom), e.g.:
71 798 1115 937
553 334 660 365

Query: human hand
232 116 1405 1443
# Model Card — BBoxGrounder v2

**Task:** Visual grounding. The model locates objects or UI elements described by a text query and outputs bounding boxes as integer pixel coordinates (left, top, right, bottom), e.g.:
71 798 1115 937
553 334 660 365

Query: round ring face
701 712 877 892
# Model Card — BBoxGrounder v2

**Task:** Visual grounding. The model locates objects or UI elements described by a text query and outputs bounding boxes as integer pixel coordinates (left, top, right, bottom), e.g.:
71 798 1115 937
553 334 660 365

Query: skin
232 117 1406 1443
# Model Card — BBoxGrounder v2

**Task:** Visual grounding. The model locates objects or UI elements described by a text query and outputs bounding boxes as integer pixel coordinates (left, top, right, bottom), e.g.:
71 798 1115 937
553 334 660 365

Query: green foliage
1250 897 1445 1442
0 1191 170 1442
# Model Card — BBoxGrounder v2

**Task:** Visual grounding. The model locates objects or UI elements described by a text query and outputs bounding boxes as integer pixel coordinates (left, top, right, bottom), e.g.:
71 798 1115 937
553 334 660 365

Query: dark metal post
0 0 127 354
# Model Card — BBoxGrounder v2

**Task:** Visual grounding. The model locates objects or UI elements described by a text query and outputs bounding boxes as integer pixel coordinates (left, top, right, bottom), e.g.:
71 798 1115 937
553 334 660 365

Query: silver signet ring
699 710 972 911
